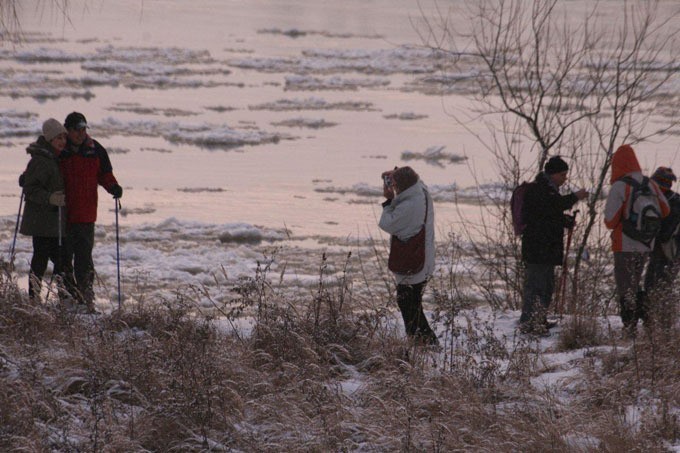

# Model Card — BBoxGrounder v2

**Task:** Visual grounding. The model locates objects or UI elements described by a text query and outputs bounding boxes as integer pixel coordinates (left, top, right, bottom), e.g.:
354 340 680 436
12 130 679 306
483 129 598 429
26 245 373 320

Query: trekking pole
115 198 122 310
8 192 24 271
558 210 579 318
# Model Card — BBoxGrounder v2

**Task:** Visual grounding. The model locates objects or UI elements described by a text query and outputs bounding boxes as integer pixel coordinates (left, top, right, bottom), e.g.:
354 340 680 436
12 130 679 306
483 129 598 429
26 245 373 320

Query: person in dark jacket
20 118 69 301
642 167 680 325
519 156 587 334
60 112 123 312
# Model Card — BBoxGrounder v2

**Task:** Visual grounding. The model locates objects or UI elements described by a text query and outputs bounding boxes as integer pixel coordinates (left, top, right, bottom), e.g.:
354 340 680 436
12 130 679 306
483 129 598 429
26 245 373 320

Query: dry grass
0 251 679 451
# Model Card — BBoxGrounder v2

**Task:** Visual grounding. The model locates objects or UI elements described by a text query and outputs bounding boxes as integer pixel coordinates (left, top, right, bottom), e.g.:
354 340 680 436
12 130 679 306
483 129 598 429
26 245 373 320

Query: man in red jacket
61 112 123 312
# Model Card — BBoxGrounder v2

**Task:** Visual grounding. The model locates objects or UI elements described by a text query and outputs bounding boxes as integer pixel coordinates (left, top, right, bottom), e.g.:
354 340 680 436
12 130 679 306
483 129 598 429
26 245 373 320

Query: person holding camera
19 118 69 302
379 166 438 346
519 156 587 335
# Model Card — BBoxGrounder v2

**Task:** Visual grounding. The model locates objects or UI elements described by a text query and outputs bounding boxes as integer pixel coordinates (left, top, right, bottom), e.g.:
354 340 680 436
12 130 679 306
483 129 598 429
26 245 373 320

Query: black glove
563 214 576 229
110 184 123 199
18 173 25 187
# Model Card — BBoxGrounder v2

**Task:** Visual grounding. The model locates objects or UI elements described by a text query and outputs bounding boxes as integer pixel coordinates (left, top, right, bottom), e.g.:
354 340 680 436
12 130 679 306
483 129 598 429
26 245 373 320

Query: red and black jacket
60 136 118 224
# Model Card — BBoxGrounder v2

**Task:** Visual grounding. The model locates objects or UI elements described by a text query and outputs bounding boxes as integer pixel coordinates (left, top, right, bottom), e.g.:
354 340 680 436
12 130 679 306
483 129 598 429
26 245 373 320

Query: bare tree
1 1 72 42
418 0 680 312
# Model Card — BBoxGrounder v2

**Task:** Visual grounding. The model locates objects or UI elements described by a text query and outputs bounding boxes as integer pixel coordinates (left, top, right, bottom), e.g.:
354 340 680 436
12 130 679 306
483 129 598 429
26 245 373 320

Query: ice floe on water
94 46 216 66
0 44 233 97
117 207 157 217
271 117 337 129
107 103 198 117
0 45 216 66
229 46 462 75
383 112 428 120
249 97 376 112
258 28 383 40
284 75 390 91
403 71 484 96
205 105 239 113
401 145 468 167
96 117 291 150
107 147 131 154
5 47 87 63
0 109 39 138
177 187 226 193
0 69 96 101
140 147 173 154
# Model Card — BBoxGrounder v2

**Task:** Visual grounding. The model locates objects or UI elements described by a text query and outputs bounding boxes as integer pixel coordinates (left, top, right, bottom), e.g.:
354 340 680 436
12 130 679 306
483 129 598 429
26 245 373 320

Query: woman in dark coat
20 118 68 301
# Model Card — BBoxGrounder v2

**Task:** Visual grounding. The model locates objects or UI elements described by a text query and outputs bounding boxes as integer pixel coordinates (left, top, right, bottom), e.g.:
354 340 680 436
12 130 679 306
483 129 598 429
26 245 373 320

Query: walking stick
115 198 122 310
557 210 579 318
8 192 24 271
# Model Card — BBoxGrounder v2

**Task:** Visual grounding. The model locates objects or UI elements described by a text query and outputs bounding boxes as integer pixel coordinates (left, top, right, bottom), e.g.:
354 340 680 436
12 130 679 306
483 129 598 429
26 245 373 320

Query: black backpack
621 176 662 246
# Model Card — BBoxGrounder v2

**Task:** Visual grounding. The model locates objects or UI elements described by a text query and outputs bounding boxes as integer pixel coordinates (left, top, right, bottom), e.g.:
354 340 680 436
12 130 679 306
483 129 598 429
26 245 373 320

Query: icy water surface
0 0 491 240
2 0 679 241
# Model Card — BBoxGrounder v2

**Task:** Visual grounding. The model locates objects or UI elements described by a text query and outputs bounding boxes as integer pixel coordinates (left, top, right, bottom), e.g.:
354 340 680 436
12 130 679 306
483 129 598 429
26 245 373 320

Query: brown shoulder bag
387 190 428 275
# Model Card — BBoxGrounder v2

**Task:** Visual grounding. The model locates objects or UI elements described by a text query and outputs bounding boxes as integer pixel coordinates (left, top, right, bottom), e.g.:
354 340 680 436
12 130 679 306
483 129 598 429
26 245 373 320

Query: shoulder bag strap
422 188 429 227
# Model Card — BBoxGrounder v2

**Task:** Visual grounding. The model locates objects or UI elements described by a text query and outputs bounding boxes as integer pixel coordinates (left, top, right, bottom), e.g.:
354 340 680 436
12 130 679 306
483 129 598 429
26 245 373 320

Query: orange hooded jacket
604 145 670 252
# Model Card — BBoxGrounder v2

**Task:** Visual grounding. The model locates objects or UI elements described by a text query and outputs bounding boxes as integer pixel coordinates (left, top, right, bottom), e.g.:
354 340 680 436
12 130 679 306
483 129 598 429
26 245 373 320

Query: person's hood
25 136 57 160
610 144 642 184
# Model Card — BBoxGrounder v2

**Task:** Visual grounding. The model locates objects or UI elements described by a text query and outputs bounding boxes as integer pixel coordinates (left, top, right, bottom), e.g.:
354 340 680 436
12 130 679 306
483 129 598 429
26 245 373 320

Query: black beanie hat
64 112 88 130
545 156 569 174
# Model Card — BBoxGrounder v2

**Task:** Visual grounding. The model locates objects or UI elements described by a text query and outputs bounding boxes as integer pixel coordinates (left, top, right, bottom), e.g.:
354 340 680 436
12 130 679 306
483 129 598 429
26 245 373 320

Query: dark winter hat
42 118 67 142
64 112 88 130
392 166 420 193
652 166 676 191
544 156 569 175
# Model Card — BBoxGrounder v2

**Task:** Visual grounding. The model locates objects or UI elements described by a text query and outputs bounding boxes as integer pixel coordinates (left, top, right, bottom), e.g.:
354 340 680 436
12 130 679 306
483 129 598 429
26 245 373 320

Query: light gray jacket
379 180 435 285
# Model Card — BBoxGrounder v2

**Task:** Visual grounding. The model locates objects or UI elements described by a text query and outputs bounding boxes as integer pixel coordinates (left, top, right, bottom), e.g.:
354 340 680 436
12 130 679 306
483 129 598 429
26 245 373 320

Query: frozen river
1 0 500 240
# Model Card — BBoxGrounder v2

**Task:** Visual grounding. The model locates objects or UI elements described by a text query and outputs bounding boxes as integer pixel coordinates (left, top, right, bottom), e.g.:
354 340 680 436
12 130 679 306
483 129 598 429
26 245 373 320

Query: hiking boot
413 331 439 347
519 323 550 337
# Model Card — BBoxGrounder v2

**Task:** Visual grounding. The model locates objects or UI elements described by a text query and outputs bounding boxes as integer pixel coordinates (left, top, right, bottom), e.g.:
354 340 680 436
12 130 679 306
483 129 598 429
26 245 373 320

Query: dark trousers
62 223 96 306
644 248 678 294
614 252 647 328
396 281 437 343
29 236 66 300
520 263 555 326
642 248 678 326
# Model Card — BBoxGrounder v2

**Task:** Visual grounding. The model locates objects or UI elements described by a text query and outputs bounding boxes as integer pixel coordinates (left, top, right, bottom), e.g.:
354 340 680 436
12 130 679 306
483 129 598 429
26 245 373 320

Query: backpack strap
422 188 429 227
620 176 650 219
620 175 641 190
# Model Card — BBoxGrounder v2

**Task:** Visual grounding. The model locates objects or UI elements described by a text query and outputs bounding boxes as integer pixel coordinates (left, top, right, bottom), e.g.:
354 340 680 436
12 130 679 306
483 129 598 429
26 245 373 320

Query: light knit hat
42 118 67 142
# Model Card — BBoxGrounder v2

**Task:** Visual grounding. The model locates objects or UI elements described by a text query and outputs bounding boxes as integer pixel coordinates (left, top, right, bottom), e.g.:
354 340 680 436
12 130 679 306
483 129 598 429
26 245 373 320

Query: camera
383 175 392 187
